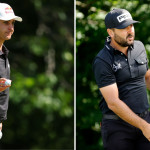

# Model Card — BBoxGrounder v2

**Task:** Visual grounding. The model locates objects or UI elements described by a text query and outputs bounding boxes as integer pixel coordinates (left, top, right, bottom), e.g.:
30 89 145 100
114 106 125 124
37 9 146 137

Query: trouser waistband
103 110 149 120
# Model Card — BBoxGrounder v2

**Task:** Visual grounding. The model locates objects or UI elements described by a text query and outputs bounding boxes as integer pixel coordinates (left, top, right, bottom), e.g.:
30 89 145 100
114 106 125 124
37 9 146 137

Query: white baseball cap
0 3 22 22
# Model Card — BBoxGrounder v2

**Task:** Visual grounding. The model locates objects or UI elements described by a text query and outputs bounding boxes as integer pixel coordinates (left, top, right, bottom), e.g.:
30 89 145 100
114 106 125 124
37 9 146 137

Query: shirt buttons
121 53 123 55
125 59 127 61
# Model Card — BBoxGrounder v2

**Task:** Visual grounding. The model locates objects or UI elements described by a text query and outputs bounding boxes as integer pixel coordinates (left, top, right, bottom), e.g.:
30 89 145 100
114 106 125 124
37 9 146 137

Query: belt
103 110 149 120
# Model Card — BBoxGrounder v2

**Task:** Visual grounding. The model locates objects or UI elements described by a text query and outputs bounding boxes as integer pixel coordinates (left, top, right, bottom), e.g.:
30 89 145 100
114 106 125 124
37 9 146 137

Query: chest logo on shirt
113 62 122 72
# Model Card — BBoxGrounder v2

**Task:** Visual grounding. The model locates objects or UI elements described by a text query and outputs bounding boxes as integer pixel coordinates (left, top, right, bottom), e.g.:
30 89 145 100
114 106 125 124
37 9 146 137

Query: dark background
76 0 150 149
0 0 74 149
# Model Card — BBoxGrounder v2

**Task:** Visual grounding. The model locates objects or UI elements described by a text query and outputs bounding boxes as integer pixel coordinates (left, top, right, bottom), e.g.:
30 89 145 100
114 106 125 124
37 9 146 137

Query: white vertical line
74 0 76 150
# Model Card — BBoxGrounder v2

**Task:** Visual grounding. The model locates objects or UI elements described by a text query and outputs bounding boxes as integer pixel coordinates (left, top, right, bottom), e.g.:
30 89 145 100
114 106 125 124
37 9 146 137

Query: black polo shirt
93 37 149 115
0 45 10 122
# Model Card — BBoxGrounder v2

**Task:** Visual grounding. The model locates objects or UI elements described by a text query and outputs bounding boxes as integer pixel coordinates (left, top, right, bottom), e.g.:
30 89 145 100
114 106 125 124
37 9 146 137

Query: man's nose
8 24 14 31
127 25 134 33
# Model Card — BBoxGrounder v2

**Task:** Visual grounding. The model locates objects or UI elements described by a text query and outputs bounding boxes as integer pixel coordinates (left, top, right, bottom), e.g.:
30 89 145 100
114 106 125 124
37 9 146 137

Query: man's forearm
100 83 150 141
108 98 149 133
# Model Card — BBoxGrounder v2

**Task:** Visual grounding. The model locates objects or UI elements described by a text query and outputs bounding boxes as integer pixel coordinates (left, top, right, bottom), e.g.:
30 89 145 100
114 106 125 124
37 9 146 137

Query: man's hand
0 123 2 131
0 78 11 92
0 123 2 139
145 69 150 90
141 122 150 142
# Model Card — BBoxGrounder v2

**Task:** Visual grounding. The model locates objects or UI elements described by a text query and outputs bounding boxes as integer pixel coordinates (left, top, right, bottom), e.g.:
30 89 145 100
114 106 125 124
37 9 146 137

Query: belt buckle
140 113 144 118
139 110 148 118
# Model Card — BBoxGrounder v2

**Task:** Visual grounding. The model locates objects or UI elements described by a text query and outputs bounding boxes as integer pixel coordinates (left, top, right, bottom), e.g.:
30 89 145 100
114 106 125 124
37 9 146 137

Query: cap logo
117 13 132 23
5 7 13 14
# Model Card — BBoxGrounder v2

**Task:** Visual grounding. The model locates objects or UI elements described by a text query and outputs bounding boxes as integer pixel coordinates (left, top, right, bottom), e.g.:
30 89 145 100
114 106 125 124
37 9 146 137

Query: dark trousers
101 112 150 150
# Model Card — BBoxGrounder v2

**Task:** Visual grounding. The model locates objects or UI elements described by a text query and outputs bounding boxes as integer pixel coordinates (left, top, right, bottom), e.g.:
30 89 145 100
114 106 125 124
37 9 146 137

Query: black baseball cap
105 8 139 29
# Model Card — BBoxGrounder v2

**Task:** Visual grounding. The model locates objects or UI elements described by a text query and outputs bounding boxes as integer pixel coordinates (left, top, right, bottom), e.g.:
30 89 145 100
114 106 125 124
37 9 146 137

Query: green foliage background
0 0 74 149
76 0 150 150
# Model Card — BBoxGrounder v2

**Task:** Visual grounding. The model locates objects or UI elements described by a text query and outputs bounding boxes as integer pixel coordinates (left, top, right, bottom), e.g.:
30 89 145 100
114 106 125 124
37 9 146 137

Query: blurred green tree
76 0 150 149
0 0 74 149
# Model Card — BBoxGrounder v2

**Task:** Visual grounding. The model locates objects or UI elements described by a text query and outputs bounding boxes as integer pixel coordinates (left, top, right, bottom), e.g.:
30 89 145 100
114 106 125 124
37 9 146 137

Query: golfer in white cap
0 3 22 139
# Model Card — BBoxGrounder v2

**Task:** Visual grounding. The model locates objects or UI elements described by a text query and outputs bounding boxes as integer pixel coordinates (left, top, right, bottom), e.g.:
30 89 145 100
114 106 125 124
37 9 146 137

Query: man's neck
110 40 128 56
0 41 4 51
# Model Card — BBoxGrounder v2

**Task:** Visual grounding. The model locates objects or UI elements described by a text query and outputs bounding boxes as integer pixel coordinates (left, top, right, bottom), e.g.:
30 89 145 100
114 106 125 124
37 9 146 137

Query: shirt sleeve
93 58 116 88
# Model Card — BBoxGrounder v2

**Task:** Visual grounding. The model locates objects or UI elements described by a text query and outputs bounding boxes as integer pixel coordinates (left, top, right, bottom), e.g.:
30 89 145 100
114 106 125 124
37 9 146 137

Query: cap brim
13 16 22 22
116 20 140 29
0 15 22 22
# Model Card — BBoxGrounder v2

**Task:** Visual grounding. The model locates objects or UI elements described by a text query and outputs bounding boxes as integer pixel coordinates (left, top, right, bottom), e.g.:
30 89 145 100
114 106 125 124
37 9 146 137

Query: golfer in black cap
93 8 150 150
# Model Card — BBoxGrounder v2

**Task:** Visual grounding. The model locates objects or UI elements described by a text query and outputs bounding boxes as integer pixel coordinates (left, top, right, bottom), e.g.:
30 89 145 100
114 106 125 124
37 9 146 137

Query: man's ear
107 29 114 38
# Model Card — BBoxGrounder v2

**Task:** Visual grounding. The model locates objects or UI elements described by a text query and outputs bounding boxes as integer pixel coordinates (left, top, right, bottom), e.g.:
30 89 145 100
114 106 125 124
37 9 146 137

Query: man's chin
5 37 12 40
127 40 134 46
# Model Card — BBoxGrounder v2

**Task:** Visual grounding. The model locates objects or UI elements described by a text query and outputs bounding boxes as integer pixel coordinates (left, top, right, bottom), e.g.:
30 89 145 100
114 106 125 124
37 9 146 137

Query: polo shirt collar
1 45 9 57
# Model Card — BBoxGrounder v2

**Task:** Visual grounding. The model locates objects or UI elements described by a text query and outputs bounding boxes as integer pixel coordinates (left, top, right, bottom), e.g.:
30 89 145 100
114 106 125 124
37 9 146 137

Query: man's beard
114 33 134 47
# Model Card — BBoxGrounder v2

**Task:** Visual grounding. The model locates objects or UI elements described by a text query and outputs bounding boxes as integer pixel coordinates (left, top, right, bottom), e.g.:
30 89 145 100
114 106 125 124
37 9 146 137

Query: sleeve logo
113 62 122 72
